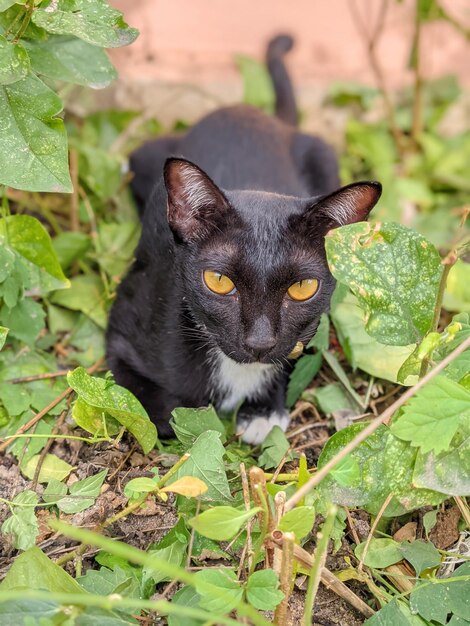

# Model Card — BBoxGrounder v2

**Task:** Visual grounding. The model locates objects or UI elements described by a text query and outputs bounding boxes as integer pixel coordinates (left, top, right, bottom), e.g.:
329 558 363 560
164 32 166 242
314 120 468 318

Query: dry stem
358 493 393 572
271 531 375 619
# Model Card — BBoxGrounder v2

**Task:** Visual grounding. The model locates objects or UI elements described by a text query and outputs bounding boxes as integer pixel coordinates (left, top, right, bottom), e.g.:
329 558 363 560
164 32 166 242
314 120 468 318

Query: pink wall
110 0 470 88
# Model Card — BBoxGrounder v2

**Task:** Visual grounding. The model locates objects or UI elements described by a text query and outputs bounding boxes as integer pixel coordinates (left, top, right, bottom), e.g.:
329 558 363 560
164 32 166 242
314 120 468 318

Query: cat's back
180 104 305 195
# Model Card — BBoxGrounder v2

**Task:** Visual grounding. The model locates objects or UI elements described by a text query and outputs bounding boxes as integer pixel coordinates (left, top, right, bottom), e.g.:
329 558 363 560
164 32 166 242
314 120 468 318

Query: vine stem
284 335 470 512
12 0 35 43
419 250 457 378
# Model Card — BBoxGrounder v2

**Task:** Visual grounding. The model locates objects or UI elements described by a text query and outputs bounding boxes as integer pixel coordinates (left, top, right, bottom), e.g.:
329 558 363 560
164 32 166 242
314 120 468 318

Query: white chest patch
212 350 278 412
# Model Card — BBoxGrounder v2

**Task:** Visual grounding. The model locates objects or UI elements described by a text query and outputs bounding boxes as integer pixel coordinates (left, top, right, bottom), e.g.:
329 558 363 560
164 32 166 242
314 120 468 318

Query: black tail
266 34 298 127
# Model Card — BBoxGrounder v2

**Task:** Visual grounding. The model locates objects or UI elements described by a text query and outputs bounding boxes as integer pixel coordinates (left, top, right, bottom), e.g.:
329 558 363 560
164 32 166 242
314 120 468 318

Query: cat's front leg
236 378 290 445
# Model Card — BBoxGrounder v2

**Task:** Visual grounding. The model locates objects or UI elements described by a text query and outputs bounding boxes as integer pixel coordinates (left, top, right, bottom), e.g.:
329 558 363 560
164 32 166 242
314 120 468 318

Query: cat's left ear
164 158 230 243
310 181 382 231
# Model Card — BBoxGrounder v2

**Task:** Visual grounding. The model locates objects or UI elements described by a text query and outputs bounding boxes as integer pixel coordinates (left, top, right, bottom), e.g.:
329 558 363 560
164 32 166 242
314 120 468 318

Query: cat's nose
245 316 277 359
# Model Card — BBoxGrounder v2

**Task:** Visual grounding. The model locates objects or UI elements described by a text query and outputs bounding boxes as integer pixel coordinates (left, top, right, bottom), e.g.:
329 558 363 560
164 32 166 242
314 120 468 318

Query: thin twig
358 493 394 572
303 505 337 626
344 507 362 546
271 531 375 619
186 499 200 568
0 388 73 454
240 463 253 572
7 370 104 384
284 336 470 512
31 409 68 490
349 0 406 154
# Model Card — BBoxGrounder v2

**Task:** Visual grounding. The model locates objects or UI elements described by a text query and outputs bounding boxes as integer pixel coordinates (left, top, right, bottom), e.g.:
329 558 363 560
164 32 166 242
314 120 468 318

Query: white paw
238 411 290 445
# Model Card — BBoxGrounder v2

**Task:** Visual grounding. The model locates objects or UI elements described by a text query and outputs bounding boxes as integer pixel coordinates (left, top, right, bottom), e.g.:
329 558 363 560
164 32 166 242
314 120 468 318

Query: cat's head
164 158 381 364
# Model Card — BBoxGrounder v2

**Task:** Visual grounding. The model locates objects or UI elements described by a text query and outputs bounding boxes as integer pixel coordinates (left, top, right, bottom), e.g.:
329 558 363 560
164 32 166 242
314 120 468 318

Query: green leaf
51 274 107 328
32 0 139 48
24 35 117 88
168 586 204 626
313 382 358 415
0 35 30 85
189 506 260 541
444 260 470 313
434 313 470 382
399 540 441 576
55 469 108 514
77 566 138 603
423 510 438 537
173 430 232 502
0 598 62 624
71 396 121 437
0 73 72 192
410 562 470 624
141 518 189 586
246 569 284 611
0 546 85 594
194 568 243 614
0 298 45 346
22 453 73 483
318 424 444 516
355 538 402 568
364 598 430 625
42 477 68 504
77 143 122 200
0 0 26 10
123 477 157 499
96 221 140 275
287 352 322 407
277 506 315 540
325 222 442 345
0 215 69 285
331 291 416 384
258 425 292 469
235 54 274 113
171 406 226 447
391 376 470 454
307 313 330 350
52 231 91 271
0 490 38 551
0 327 8 351
144 540 187 586
0 381 30 416
329 454 361 487
412 434 470 496
67 368 157 454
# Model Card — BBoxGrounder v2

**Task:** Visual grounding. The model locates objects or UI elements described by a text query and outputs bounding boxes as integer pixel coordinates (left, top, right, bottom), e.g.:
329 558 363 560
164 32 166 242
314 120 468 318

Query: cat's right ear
164 158 230 243
308 181 382 232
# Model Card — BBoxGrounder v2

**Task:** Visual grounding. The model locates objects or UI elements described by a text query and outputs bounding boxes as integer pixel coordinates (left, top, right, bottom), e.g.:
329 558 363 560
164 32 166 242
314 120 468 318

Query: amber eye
203 270 236 295
287 278 319 301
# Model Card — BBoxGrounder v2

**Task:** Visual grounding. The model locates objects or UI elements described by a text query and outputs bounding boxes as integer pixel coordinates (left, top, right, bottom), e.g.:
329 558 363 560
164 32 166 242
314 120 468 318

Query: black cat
106 35 381 444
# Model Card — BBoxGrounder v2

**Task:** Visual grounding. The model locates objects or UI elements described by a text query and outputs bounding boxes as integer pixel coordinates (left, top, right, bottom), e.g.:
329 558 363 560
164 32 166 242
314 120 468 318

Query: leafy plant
1 1 470 624
0 0 137 193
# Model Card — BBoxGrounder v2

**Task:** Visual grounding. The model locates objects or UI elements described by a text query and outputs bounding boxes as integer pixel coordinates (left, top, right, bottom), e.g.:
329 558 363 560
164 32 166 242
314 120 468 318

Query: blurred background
84 0 470 135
